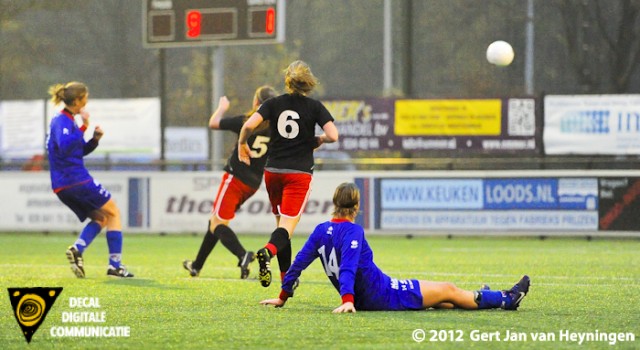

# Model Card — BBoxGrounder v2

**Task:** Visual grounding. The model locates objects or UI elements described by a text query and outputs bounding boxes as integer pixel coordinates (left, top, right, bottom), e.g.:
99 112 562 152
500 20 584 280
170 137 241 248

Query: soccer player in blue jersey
238 60 339 288
47 82 133 278
183 86 277 279
260 183 530 312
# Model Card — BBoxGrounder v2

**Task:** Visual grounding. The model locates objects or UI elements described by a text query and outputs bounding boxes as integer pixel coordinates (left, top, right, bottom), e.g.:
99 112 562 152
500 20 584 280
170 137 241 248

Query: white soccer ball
486 40 514 66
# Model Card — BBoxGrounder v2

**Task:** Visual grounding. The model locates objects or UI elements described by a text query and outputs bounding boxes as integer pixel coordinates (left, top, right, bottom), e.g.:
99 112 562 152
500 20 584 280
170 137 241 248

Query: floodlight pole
211 46 225 170
383 0 392 95
159 48 166 170
524 0 535 96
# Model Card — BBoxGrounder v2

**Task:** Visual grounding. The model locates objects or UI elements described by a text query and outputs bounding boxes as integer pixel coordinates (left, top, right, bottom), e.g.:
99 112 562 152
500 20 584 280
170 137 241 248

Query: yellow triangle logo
7 287 63 343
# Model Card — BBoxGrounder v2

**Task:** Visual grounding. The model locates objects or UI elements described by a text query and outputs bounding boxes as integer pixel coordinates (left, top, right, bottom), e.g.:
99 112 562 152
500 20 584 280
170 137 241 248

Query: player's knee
104 203 121 219
441 282 459 295
92 215 108 228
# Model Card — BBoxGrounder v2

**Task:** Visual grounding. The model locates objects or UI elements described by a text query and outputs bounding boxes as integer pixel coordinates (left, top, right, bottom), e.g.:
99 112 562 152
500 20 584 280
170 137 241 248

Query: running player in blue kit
260 183 530 313
47 82 133 278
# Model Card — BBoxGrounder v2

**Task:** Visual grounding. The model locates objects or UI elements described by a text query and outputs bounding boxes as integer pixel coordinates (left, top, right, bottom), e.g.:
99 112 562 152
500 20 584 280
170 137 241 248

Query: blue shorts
358 279 424 311
56 180 111 222
385 279 424 311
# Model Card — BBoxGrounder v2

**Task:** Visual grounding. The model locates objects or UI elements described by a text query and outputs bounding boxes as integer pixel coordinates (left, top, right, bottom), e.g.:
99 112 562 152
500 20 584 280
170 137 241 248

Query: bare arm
238 112 264 164
315 121 339 148
208 96 230 129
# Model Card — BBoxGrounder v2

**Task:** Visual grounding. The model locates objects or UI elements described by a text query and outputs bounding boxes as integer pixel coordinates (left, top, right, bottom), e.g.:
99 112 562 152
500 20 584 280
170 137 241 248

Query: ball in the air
486 40 514 66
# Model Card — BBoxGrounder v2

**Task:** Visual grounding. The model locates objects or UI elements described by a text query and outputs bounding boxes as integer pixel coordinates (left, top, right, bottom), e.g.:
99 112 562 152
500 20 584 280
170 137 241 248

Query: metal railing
3 155 640 172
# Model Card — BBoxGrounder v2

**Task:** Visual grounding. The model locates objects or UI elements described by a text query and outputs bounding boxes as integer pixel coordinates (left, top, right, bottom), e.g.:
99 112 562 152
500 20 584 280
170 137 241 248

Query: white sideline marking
391 270 638 281
3 264 637 284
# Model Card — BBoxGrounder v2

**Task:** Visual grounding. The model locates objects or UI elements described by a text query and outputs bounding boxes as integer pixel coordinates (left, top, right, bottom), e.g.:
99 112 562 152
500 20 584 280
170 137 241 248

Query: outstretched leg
419 276 530 311
432 283 490 309
419 281 478 310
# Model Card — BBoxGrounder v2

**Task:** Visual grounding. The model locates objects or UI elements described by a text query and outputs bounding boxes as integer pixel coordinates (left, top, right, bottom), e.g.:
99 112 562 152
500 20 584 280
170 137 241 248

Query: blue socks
106 231 123 268
74 221 102 253
73 224 125 269
475 290 506 309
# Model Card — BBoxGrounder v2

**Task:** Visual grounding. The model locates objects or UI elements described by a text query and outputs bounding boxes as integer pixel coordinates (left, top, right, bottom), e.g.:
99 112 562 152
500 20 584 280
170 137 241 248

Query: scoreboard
143 0 285 48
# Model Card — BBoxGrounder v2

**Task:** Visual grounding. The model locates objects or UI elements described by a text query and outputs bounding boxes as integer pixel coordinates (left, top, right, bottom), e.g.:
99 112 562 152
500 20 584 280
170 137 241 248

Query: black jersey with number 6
220 115 270 189
257 94 334 174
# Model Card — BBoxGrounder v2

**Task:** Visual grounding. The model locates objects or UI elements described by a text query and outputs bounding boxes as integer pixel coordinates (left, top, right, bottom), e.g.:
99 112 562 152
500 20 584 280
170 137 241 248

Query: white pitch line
2 264 637 283
389 271 638 281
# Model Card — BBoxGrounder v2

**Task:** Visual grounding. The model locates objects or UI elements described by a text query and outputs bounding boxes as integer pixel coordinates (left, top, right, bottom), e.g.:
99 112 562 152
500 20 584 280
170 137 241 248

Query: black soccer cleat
238 251 255 279
66 246 85 278
256 248 272 287
107 265 134 278
182 260 200 277
502 275 530 310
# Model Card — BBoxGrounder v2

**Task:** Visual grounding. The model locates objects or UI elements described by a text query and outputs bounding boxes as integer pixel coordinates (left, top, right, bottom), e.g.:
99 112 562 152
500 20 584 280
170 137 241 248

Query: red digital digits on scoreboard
144 0 284 47
186 10 201 38
266 7 275 35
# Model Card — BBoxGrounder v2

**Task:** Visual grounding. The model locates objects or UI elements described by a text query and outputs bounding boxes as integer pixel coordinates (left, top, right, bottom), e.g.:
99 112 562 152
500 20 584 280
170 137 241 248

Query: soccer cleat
66 246 85 278
256 248 272 287
502 275 530 310
107 265 134 278
182 260 200 277
481 284 491 290
238 251 255 279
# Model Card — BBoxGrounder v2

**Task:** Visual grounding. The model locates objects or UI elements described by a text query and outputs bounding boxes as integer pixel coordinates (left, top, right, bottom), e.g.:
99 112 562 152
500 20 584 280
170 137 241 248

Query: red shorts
264 170 312 217
212 173 258 221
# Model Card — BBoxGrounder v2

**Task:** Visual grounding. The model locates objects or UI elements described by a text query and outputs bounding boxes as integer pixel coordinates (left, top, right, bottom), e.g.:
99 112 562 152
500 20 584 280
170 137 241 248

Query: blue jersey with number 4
282 219 423 311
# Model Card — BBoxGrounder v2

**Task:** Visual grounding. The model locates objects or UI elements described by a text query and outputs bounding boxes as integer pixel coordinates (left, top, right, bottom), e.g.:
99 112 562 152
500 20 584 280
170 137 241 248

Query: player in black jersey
238 60 339 287
183 86 277 279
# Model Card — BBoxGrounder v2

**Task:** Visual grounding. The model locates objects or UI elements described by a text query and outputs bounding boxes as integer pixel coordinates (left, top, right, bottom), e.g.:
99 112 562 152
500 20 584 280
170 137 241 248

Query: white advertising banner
47 98 161 158
544 94 640 155
0 173 129 231
2 170 638 236
0 171 347 235
144 172 345 234
376 176 600 232
380 210 598 231
0 100 45 159
165 127 209 160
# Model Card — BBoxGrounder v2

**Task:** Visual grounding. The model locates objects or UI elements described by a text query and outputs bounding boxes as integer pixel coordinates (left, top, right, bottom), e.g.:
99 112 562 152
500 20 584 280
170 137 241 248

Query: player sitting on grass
260 182 529 313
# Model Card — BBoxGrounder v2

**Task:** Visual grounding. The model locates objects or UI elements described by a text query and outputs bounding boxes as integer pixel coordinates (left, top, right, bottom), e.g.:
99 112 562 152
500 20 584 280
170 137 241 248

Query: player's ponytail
48 84 66 105
48 82 88 106
284 60 318 95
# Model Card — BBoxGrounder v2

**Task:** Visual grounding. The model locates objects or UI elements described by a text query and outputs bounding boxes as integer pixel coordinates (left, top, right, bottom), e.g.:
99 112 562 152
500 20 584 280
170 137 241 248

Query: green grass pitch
0 232 638 349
